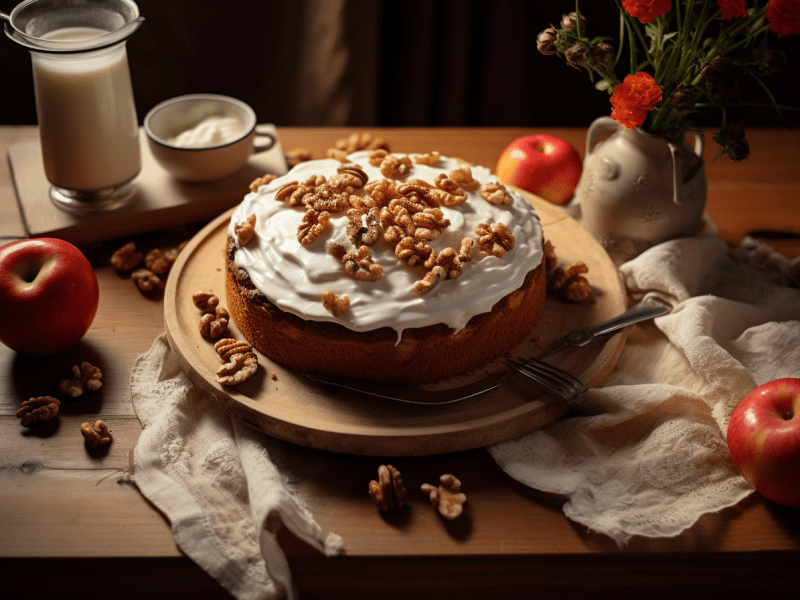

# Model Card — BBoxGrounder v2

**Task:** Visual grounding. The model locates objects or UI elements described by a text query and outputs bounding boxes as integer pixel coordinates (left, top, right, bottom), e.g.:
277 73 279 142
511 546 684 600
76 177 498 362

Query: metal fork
502 357 588 408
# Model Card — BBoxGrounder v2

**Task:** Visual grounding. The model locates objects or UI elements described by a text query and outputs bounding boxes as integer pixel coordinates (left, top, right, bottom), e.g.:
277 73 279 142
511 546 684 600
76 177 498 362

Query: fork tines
502 357 587 408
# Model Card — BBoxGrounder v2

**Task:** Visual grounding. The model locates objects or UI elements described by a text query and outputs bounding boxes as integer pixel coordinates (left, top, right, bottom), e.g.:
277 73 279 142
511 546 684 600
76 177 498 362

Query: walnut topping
193 291 220 313
414 265 446 294
458 237 475 263
80 420 112 447
412 208 450 242
214 338 254 362
367 148 389 167
479 181 513 206
59 362 103 397
543 239 558 271
388 192 431 215
412 151 441 166
131 268 164 293
337 163 369 187
111 242 142 272
434 173 464 196
329 244 385 282
396 237 436 269
235 214 257 246
298 209 332 245
380 205 416 245
434 247 463 279
346 207 381 247
275 181 301 204
368 465 407 512
421 474 466 520
215 352 258 386
450 165 480 191
379 154 413 179
249 173 279 192
284 148 312 168
144 247 179 275
16 396 60 427
326 148 349 162
200 306 230 338
364 178 399 207
321 289 350 317
302 187 351 213
475 222 515 257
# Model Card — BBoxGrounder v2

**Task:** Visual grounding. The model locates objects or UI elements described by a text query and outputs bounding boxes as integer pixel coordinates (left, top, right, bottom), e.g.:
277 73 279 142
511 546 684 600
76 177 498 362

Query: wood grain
163 193 627 456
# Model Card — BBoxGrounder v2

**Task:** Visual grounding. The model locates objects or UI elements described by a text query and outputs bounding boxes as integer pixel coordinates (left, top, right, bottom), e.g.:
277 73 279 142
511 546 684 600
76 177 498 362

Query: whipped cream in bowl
229 152 544 341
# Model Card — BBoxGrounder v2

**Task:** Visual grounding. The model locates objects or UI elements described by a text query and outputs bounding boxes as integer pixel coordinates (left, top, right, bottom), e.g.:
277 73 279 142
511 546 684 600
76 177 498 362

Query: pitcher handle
585 116 621 158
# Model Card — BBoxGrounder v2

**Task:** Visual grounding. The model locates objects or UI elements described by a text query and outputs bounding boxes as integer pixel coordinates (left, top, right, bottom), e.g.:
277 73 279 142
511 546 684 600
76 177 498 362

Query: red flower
766 0 800 37
622 0 672 24
610 72 663 129
718 0 747 20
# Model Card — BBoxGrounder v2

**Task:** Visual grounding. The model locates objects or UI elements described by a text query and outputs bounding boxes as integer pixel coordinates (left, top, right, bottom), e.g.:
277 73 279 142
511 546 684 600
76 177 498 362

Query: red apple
0 238 99 356
727 378 800 508
496 134 583 205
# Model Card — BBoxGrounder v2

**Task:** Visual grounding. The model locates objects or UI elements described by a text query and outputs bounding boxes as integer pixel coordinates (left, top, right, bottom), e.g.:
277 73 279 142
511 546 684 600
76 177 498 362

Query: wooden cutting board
7 125 287 246
163 191 627 456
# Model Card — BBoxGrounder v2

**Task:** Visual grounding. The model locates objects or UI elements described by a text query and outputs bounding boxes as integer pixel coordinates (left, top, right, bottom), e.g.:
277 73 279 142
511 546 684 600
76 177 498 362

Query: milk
31 28 141 193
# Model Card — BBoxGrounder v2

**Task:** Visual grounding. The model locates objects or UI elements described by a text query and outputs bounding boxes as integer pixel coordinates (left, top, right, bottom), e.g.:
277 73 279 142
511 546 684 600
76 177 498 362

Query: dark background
1 0 798 129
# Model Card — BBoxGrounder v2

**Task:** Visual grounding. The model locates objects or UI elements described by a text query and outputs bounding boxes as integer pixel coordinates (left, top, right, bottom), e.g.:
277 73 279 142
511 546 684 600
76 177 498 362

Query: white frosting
228 151 543 338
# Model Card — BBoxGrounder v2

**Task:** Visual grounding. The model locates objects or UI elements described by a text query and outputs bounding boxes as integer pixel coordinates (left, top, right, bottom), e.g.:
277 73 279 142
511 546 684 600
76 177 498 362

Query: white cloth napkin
489 228 800 545
129 334 343 600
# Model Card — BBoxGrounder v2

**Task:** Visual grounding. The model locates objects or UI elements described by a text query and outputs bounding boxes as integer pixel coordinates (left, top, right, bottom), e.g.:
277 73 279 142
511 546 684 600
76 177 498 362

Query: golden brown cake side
225 237 546 384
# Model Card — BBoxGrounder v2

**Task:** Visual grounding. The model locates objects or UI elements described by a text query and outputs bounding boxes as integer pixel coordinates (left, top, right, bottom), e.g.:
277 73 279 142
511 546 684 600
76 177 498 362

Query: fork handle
589 304 668 337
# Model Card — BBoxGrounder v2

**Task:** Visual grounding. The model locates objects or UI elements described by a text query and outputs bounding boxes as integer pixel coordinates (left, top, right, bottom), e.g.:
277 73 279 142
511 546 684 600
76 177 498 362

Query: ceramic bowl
144 94 257 183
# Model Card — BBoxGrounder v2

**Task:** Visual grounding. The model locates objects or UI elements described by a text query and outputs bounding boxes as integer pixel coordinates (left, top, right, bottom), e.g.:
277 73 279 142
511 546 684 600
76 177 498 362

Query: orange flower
718 0 747 20
766 0 800 37
622 0 672 24
610 72 663 130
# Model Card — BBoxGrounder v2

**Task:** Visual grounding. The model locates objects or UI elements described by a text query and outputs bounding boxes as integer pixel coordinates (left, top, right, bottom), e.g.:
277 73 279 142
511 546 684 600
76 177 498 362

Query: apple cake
224 150 546 384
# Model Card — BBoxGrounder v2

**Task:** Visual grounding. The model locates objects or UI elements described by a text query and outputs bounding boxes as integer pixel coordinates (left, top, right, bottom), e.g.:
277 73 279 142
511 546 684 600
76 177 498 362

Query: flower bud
537 27 559 56
729 139 750 162
669 86 695 111
719 79 741 101
561 11 588 32
589 43 614 66
765 50 787 74
700 56 730 85
726 122 746 141
565 46 587 69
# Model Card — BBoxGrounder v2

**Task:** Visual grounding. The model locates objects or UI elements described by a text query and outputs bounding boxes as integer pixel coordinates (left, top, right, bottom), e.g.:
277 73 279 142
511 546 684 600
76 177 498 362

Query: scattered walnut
131 268 165 293
80 420 112 447
336 163 369 187
329 244 385 282
412 151 441 166
396 237 435 269
111 242 142 272
16 396 60 427
421 474 466 520
475 222 515 257
193 291 220 313
298 209 332 246
284 148 312 168
321 289 350 317
368 465 407 512
145 247 179 275
215 351 258 386
450 165 479 191
543 239 558 271
250 173 279 192
414 265 447 295
326 147 349 162
235 214 257 246
335 131 388 154
548 261 592 302
200 306 230 338
379 154 413 179
214 338 253 362
479 181 513 206
59 362 103 397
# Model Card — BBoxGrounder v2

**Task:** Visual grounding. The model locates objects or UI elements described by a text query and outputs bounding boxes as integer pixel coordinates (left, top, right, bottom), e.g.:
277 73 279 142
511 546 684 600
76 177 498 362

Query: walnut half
369 465 407 512
16 396 60 427
80 420 112 447
421 474 466 520
59 362 102 397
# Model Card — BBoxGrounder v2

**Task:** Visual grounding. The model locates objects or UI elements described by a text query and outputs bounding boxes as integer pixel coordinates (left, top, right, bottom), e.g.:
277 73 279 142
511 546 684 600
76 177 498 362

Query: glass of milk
4 0 144 213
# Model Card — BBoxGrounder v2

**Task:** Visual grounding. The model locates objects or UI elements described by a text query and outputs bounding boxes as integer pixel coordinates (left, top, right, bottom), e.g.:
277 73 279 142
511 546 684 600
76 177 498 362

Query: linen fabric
129 334 343 600
489 226 800 544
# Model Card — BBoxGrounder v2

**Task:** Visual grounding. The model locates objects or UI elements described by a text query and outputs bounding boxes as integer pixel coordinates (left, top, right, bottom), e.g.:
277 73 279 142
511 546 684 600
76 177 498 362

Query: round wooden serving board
164 190 627 456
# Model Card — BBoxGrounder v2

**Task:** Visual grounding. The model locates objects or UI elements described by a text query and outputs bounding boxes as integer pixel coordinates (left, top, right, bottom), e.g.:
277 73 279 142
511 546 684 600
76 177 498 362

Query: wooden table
2 127 799 598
